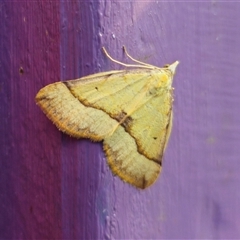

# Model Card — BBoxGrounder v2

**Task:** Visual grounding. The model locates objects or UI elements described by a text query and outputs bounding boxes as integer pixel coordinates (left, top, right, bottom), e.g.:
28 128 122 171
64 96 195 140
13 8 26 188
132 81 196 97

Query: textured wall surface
1 1 240 239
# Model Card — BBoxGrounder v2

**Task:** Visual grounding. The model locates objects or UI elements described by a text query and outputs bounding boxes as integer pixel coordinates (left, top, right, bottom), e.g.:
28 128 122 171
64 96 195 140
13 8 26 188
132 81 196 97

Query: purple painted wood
1 1 240 239
0 1 62 239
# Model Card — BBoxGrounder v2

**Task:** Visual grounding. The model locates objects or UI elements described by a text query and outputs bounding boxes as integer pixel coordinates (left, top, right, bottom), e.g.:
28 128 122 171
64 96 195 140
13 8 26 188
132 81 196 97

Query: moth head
168 61 179 75
160 61 179 87
150 61 179 93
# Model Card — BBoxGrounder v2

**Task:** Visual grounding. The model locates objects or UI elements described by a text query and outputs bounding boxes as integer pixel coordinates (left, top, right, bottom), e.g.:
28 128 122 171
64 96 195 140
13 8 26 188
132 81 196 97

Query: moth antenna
122 46 154 68
102 47 155 69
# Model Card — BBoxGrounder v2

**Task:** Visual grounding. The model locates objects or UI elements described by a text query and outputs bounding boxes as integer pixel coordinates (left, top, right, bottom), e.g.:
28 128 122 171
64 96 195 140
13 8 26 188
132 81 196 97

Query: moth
35 47 179 189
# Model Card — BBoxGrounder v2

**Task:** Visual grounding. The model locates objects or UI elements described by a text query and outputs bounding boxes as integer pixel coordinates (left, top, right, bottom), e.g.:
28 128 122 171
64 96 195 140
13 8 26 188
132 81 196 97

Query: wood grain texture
1 1 240 239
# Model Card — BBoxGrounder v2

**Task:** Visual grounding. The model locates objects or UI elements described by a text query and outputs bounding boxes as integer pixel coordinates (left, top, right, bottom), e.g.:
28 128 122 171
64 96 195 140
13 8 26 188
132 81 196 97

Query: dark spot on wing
113 111 133 130
142 176 147 189
113 111 127 122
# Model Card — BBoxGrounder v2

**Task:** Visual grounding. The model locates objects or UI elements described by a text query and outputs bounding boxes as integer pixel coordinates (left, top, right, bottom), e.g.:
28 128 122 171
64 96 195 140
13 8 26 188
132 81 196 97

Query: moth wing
35 70 151 140
35 80 118 141
65 70 155 117
103 125 161 189
126 85 173 162
66 69 173 161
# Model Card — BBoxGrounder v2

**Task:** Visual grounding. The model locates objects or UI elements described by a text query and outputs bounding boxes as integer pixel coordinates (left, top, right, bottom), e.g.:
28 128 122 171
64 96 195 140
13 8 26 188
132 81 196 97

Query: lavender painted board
1 1 240 239
97 2 240 238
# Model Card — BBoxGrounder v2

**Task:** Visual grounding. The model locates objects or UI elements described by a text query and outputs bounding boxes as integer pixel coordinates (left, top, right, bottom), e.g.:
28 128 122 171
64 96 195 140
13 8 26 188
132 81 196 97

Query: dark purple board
0 1 62 239
1 1 240 239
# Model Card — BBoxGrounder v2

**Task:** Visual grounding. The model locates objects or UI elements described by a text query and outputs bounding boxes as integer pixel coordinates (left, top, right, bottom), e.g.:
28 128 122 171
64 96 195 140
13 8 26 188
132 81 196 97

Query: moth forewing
35 48 179 189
